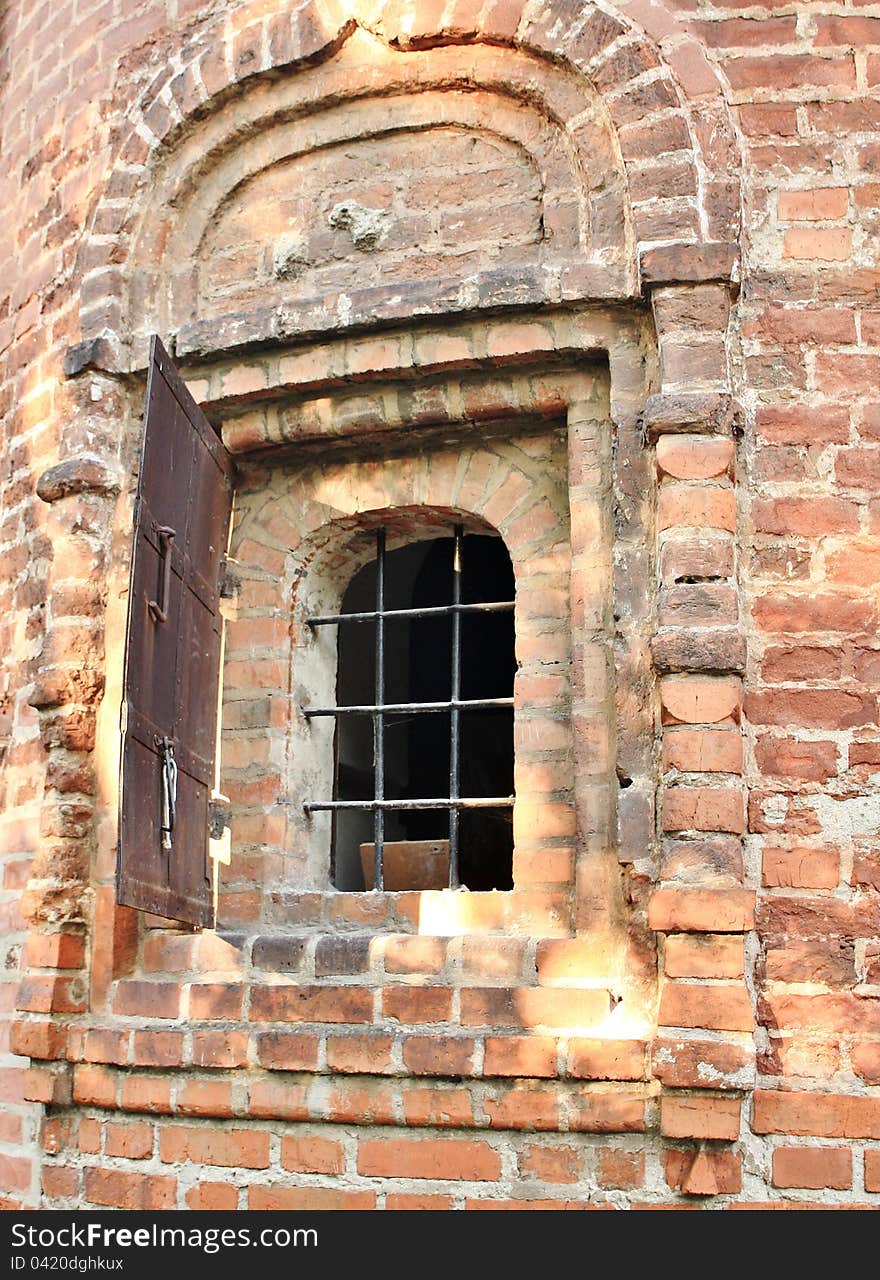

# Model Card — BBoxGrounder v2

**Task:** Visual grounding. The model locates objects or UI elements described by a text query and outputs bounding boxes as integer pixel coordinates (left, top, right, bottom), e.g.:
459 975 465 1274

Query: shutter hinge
209 792 231 840
209 792 231 866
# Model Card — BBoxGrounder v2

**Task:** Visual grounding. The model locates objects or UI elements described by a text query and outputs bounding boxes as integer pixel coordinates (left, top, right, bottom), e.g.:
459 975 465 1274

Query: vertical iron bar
373 528 386 890
449 525 463 887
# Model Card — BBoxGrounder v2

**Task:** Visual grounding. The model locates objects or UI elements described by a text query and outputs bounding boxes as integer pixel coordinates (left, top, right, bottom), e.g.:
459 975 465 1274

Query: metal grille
303 526 515 889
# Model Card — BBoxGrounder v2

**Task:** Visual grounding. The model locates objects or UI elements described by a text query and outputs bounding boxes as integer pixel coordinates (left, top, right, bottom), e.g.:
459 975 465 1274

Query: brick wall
1 0 879 1209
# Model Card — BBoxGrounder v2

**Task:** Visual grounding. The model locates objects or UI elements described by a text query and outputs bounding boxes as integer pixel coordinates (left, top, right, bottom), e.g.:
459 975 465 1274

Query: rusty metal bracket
209 792 231 841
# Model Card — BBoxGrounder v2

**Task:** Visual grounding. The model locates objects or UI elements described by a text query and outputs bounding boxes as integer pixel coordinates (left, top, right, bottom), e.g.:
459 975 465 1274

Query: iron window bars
303 526 515 889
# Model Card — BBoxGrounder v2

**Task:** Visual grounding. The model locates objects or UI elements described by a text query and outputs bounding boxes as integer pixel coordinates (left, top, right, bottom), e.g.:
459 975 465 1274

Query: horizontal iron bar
305 697 514 718
304 796 515 812
307 600 515 627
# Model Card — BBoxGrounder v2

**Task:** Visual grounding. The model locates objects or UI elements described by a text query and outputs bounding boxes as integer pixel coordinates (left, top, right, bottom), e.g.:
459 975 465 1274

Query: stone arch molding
74 0 742 372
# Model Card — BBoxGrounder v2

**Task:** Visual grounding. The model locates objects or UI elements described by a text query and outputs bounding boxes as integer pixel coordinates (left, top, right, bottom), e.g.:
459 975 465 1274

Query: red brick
761 646 843 682
762 846 839 888
852 1043 880 1086
753 1090 880 1138
385 1193 455 1209
255 1031 320 1071
567 1039 646 1081
83 1168 176 1210
660 678 742 726
567 1093 647 1134
652 1038 753 1090
382 936 447 974
16 975 86 1015
251 1185 376 1210
24 931 85 970
755 404 849 445
186 1182 239 1210
827 541 880 586
772 1145 852 1190
754 593 878 633
460 987 610 1031
658 486 736 533
662 786 744 834
112 981 180 1019
814 16 880 47
177 1079 234 1117
482 1035 557 1078
865 1150 880 1192
401 1086 475 1128
662 729 743 774
131 1031 184 1068
325 1080 398 1125
9 1019 68 1061
189 984 244 1020
326 1033 395 1075
104 1122 153 1160
41 1165 78 1200
656 436 735 480
82 1029 130 1065
159 1126 270 1169
72 1064 116 1108
764 939 856 987
596 1148 645 1190
752 496 858 537
747 689 877 730
784 228 852 260
659 983 753 1033
484 1087 560 1131
402 1035 476 1076
382 986 451 1024
761 993 880 1037
665 1149 742 1195
190 1030 249 1069
358 1136 501 1181
519 1141 582 1184
281 1135 344 1175
250 984 373 1024
119 1076 174 1114
660 1093 742 1140
649 889 754 933
816 354 880 396
24 1063 71 1106
664 935 744 979
777 188 849 221
246 1075 310 1120
755 735 839 783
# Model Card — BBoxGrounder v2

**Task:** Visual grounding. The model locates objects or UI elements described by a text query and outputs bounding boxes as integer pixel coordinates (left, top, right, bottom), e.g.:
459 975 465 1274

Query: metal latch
157 735 178 850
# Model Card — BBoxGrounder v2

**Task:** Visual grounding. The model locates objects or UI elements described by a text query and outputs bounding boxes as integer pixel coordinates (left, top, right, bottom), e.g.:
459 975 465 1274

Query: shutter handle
148 526 176 623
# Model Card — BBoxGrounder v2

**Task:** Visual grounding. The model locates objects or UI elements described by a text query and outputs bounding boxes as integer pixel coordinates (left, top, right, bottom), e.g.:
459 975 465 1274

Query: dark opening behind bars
303 526 515 889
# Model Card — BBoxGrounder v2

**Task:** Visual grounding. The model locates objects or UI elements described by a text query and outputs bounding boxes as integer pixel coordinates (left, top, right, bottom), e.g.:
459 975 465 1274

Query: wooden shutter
117 336 234 927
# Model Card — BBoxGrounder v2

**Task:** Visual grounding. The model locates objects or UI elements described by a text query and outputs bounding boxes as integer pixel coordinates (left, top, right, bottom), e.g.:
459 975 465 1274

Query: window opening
304 526 516 891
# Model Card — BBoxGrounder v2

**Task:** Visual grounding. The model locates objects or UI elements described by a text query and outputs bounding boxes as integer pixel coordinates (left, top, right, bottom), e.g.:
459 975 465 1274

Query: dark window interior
332 533 516 890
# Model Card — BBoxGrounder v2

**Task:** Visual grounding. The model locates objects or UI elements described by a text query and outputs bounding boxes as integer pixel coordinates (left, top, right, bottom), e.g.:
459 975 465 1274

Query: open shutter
117 336 234 927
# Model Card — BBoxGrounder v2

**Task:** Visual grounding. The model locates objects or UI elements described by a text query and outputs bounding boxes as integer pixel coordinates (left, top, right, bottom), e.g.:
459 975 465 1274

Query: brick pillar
645 281 753 1197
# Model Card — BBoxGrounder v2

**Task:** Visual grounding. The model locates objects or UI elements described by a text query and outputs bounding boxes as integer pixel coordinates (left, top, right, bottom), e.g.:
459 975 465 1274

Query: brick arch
223 431 582 912
74 0 741 364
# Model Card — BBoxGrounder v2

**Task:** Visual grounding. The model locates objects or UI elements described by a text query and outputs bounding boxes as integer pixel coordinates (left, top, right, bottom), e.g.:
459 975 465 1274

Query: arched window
305 526 516 893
